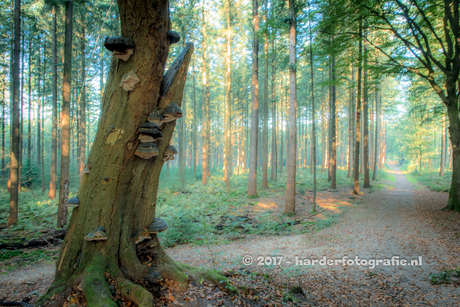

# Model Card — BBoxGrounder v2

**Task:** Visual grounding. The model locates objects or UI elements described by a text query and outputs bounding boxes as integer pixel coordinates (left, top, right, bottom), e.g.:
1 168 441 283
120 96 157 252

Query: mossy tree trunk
41 1 231 306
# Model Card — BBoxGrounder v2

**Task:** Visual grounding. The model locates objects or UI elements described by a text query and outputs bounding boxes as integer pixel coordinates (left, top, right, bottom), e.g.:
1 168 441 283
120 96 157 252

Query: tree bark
440 114 446 177
224 0 232 189
41 3 232 305
330 50 337 189
57 0 74 228
309 9 316 213
353 19 363 195
192 58 197 177
270 37 277 181
49 6 57 199
248 0 259 197
201 4 209 185
8 0 20 225
79 15 86 181
262 3 269 189
363 39 371 188
347 65 355 178
285 0 296 214
373 84 380 181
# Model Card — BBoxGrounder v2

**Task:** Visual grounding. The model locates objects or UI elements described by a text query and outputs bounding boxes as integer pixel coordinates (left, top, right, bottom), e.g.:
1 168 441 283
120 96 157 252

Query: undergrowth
0 165 390 251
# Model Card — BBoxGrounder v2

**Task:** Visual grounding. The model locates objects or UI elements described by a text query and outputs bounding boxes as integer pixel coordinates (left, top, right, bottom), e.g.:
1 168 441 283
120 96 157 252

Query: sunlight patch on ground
256 201 278 210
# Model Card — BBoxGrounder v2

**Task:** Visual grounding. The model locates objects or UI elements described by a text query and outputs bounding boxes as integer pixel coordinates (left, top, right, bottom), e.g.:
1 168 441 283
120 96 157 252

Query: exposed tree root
40 238 235 306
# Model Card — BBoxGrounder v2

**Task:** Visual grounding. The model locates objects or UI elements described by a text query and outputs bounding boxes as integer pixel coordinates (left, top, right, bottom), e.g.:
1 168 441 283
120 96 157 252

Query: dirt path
2 165 460 306
167 164 460 305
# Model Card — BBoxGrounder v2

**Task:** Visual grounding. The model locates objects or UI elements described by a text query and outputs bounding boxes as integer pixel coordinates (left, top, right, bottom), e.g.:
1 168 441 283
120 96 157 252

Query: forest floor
1 163 460 306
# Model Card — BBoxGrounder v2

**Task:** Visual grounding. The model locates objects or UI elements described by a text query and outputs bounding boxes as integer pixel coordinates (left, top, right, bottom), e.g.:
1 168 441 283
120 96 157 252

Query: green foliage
428 268 460 285
0 249 59 268
407 171 451 193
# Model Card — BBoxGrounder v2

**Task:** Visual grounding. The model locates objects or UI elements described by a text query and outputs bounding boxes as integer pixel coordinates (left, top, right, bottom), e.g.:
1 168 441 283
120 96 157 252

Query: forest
0 0 459 306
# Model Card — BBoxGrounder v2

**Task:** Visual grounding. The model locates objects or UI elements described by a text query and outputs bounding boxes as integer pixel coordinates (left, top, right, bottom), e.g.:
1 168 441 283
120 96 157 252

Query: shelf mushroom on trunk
104 36 135 61
163 145 178 162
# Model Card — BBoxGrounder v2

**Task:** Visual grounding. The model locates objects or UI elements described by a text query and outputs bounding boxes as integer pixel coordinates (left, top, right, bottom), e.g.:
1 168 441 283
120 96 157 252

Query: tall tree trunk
79 16 86 181
1 55 5 177
37 44 41 168
440 114 446 177
270 38 277 181
27 36 32 172
347 65 355 177
8 0 20 225
224 0 232 188
41 41 46 193
285 0 296 214
373 85 380 180
49 7 58 199
363 39 371 188
279 79 284 174
330 50 336 189
201 5 209 185
353 19 363 195
41 3 228 303
57 0 74 228
19 33 24 191
192 58 197 177
248 0 259 196
262 0 269 189
309 10 316 213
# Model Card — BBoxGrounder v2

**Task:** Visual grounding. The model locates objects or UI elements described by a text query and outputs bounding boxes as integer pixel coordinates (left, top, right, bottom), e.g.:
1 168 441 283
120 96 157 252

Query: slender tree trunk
49 7 57 199
37 44 41 168
79 16 86 181
309 10 316 213
330 51 337 189
41 42 46 193
373 85 380 180
262 2 269 189
192 59 197 177
8 0 20 225
57 0 74 228
224 0 232 188
1 55 5 177
270 38 277 181
248 0 259 196
19 33 23 191
347 65 354 177
363 39 371 188
201 5 209 185
27 37 32 172
285 0 296 214
353 19 363 195
440 114 446 177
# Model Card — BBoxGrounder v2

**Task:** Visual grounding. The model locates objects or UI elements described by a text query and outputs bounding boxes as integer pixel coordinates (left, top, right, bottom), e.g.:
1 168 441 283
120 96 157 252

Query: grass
0 248 59 271
402 171 451 192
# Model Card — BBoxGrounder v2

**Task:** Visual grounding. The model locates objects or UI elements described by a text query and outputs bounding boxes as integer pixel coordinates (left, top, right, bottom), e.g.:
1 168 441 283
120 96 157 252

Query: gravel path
166 164 460 305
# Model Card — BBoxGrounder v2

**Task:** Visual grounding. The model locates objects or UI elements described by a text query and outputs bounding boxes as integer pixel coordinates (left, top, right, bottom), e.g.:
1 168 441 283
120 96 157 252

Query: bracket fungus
104 36 135 61
135 143 159 159
162 103 183 123
163 145 178 162
83 166 91 174
167 31 181 45
147 109 163 125
119 70 140 91
147 218 168 234
138 122 163 141
135 229 152 244
65 197 80 208
146 269 163 283
85 226 108 241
